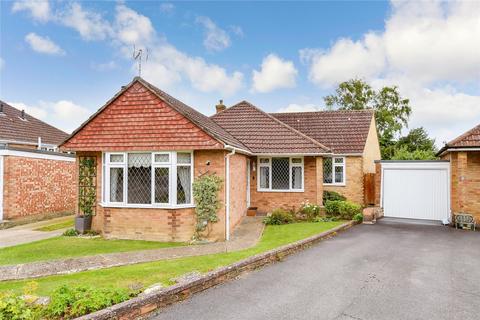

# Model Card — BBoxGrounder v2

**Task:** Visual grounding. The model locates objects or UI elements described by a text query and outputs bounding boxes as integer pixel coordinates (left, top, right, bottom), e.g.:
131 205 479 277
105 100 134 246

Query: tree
390 146 437 160
396 127 436 153
324 79 412 158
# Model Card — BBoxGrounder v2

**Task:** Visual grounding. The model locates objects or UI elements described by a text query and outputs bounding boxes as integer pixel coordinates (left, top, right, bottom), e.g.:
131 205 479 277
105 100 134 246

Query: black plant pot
75 215 92 234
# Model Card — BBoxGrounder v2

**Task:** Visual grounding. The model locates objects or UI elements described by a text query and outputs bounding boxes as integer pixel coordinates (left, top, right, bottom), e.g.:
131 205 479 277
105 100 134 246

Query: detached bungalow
438 124 480 222
61 77 380 242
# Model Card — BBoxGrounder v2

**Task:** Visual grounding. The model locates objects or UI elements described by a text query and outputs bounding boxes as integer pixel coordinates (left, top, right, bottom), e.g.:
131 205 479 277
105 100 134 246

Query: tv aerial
132 45 149 77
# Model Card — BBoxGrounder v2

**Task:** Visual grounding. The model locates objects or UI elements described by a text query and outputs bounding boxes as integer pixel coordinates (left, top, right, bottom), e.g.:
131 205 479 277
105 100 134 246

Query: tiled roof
271 110 374 154
62 77 247 151
211 101 330 154
0 100 69 146
437 123 480 155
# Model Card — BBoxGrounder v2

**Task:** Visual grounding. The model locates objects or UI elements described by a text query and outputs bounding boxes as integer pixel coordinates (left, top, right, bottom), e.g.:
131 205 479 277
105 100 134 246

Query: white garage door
381 161 450 222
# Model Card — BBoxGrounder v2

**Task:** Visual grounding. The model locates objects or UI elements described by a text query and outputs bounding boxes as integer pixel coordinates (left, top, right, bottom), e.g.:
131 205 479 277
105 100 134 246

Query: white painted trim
323 156 346 186
438 148 480 157
257 156 305 192
225 147 235 241
0 156 3 221
103 151 194 208
0 150 75 162
253 153 332 156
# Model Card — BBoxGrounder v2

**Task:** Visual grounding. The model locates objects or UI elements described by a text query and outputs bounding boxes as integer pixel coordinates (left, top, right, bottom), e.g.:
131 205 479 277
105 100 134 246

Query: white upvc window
323 157 346 185
103 151 193 208
257 156 304 192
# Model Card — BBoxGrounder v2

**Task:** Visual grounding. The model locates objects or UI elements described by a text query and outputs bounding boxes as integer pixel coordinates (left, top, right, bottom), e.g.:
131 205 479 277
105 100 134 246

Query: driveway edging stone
75 220 356 320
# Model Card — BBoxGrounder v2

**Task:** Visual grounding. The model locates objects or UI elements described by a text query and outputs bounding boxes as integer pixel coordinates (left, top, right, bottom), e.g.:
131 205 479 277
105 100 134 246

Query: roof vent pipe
21 110 25 119
0 104 3 113
215 100 226 114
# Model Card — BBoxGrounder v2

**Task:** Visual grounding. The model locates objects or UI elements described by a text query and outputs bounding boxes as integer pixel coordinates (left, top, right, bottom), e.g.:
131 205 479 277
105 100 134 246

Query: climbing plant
192 174 223 240
78 157 97 216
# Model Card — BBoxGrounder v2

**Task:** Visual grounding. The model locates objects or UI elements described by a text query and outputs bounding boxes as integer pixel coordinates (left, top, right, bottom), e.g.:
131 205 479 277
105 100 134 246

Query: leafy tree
396 127 437 153
390 146 437 160
324 79 412 158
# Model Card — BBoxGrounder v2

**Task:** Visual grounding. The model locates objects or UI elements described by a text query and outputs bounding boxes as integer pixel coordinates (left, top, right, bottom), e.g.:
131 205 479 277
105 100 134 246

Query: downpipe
225 146 236 241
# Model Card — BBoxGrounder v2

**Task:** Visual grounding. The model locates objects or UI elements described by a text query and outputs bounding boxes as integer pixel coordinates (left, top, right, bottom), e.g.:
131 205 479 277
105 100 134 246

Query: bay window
323 157 345 185
258 157 304 191
103 152 193 207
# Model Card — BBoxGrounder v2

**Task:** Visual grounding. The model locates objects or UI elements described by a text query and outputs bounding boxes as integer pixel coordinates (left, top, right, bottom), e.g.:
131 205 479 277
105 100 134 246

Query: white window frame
323 156 346 186
257 156 304 192
102 151 194 208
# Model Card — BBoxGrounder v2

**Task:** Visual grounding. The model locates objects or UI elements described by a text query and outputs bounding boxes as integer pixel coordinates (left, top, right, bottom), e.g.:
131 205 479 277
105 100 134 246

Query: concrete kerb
75 221 356 320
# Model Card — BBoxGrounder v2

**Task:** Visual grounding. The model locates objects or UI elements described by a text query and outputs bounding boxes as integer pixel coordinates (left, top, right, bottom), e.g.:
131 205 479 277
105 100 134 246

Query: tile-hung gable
0 100 69 146
271 110 374 154
210 101 330 155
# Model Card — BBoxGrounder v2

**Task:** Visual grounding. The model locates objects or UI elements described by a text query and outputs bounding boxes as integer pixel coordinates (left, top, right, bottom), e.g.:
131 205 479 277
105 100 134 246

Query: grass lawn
0 221 344 296
0 237 185 266
34 219 74 232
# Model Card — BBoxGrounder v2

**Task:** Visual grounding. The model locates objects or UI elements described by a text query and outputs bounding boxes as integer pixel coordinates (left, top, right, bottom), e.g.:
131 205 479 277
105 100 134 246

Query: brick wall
324 156 364 205
445 151 480 223
228 153 248 233
2 155 75 219
83 150 229 242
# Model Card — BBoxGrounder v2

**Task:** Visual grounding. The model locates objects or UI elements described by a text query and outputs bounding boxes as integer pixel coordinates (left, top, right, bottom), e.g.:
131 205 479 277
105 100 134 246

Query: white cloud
277 103 320 113
252 54 298 93
115 4 155 46
302 0 480 87
60 2 113 41
196 16 231 52
142 44 244 95
301 0 480 146
9 100 90 133
229 25 244 37
25 32 65 55
91 61 118 71
159 3 175 14
12 0 51 22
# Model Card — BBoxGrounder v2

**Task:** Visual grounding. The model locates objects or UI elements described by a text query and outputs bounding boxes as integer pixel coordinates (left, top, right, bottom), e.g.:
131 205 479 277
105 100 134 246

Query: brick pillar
457 152 468 212
316 157 324 205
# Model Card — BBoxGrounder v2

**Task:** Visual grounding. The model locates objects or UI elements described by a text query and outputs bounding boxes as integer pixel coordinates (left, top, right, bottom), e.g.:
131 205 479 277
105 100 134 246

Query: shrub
62 229 78 237
44 285 134 319
192 174 223 239
313 216 339 223
325 200 362 220
297 201 321 221
0 292 41 320
263 209 295 225
323 190 346 203
353 213 364 222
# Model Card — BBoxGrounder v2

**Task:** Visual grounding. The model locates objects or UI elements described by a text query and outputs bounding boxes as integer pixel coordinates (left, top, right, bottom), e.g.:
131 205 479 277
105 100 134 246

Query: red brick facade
1 155 75 220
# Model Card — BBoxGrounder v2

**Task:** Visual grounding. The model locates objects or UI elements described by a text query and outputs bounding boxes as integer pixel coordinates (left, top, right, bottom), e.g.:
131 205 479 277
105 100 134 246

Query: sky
0 0 479 147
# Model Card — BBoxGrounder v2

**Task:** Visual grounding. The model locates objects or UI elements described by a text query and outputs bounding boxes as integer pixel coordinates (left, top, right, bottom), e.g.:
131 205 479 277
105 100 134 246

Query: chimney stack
215 99 226 114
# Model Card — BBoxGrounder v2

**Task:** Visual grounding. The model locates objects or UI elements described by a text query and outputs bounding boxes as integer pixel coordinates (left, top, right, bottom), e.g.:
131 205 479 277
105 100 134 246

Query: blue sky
1 1 479 146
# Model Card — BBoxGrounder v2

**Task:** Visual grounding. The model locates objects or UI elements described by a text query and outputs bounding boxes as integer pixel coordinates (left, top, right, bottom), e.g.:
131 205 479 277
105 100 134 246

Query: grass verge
0 221 344 296
34 220 74 232
0 237 185 266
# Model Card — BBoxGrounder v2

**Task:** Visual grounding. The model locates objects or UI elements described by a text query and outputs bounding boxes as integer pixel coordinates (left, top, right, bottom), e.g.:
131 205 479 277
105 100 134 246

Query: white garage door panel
383 165 449 221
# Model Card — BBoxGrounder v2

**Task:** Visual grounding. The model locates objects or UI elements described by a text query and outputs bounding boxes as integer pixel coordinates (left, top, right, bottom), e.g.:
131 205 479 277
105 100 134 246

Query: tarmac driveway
153 220 480 320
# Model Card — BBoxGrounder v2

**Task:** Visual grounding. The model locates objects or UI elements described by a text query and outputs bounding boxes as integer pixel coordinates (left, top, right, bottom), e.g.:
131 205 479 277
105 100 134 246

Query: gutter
437 147 480 157
224 145 236 241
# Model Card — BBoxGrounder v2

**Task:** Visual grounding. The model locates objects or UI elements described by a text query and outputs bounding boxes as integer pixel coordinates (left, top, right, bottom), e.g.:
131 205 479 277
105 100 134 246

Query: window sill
257 189 305 193
99 202 195 209
323 183 346 187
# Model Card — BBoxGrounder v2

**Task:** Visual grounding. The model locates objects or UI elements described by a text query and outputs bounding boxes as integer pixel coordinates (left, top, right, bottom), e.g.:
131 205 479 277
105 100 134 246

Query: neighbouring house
0 101 76 221
60 77 380 242
438 124 480 223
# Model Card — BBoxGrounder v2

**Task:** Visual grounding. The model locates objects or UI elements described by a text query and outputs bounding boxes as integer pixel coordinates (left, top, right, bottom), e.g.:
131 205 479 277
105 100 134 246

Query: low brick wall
75 221 355 320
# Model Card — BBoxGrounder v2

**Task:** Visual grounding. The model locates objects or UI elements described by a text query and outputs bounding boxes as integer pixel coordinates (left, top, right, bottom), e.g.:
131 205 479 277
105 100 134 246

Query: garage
380 161 450 223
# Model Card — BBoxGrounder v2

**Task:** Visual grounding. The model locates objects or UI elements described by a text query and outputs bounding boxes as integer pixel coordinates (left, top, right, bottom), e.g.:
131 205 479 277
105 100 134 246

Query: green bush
313 216 339 223
62 229 78 237
0 292 40 320
44 285 134 319
263 209 295 225
297 201 321 221
323 190 346 203
353 213 364 222
325 200 362 220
